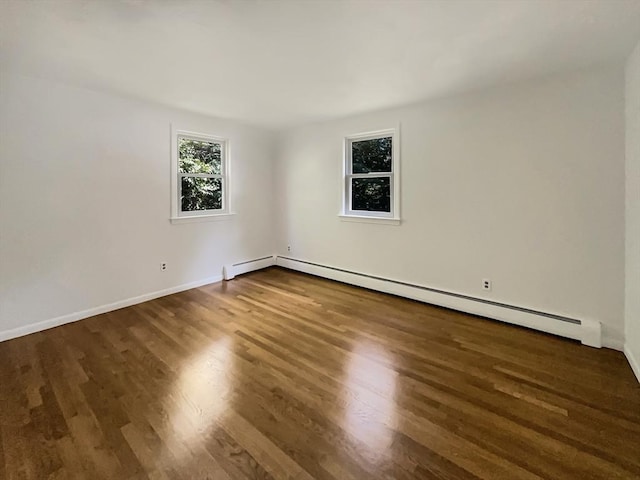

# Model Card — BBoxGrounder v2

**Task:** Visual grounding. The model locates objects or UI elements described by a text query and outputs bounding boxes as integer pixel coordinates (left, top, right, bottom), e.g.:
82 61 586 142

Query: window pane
181 177 222 211
179 138 222 174
352 177 391 212
351 137 392 173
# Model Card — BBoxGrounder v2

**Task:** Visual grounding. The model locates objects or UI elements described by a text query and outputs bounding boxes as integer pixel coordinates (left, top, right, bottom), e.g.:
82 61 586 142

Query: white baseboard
1 254 279 344
0 275 223 343
275 256 603 348
624 345 640 383
223 255 276 280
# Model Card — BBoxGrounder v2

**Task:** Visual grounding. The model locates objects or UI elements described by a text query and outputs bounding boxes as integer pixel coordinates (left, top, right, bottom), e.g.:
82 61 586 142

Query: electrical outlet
160 262 167 271
287 245 291 253
482 278 491 291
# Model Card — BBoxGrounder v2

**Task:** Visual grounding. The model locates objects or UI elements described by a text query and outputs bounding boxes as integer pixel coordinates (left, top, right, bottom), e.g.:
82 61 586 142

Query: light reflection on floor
342 340 399 463
167 336 234 454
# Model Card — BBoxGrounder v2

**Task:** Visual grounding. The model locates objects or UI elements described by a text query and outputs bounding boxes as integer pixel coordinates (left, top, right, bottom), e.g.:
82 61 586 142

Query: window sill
170 213 236 224
338 214 401 226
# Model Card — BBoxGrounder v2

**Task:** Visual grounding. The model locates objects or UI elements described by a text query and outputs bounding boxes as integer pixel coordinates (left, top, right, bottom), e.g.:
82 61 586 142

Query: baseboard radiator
223 255 276 280
275 256 602 348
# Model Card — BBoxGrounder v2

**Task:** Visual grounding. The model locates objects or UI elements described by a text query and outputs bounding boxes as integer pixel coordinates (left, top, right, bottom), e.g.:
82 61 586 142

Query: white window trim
338 214 401 226
341 127 401 224
170 127 234 224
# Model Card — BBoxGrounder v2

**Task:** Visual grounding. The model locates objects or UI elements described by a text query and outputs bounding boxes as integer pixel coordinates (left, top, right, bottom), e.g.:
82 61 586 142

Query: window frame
170 128 232 223
341 127 400 223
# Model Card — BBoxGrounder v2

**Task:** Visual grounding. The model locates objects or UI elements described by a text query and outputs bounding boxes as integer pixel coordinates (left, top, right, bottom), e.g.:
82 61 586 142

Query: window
171 129 231 223
342 128 400 222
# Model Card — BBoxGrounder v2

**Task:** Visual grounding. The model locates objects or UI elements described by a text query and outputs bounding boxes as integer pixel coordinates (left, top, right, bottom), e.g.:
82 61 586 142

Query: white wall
275 66 626 346
625 40 640 377
0 65 629 351
0 73 276 334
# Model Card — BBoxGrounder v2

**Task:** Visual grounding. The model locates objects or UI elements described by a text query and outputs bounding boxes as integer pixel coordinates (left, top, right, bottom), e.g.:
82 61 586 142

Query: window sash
346 173 394 216
347 137 394 175
178 174 225 215
347 172 392 179
177 136 225 176
179 173 223 179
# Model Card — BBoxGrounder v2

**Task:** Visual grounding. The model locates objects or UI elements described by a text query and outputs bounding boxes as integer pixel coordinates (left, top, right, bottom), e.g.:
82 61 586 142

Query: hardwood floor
1 267 639 480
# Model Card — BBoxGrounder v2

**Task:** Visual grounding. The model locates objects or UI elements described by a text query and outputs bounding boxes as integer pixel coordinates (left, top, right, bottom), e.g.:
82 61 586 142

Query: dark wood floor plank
1 267 639 479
